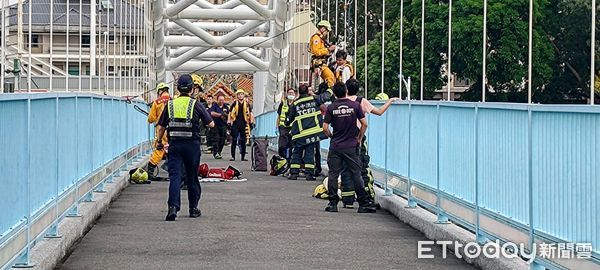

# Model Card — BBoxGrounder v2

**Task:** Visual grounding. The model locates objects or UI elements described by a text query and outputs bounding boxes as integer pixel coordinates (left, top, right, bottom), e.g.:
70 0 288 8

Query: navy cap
177 74 194 93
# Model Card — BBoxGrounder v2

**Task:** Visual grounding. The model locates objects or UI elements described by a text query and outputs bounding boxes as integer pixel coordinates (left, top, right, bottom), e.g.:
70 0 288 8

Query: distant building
0 0 146 92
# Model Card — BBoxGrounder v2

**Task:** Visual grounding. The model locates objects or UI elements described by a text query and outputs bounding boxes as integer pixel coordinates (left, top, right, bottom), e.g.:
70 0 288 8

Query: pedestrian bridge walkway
57 148 474 270
1 94 599 270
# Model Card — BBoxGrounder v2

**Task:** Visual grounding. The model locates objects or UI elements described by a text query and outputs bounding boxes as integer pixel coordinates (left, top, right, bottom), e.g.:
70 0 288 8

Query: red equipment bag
198 163 209 177
207 168 225 178
198 164 242 180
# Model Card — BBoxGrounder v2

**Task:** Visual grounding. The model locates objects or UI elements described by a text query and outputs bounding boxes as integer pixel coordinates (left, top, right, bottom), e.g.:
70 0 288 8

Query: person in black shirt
208 95 229 159
156 74 214 221
322 82 375 213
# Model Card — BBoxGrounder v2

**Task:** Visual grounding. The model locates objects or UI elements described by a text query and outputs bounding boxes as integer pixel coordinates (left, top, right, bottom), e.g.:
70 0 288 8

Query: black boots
305 174 316 181
166 207 177 221
166 207 202 220
147 163 158 181
189 208 202 218
325 202 338 212
288 174 298 180
148 162 169 181
357 201 377 213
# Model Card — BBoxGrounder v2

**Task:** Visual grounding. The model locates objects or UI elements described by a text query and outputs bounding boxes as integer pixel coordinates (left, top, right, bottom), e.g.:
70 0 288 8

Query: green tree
350 0 598 103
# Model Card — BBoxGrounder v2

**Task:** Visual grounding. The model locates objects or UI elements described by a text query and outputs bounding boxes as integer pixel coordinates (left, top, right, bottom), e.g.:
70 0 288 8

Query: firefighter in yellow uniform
147 82 171 181
310 20 336 88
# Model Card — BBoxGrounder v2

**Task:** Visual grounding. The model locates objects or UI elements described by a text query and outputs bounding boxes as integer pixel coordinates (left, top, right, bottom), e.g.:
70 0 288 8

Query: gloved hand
156 141 164 150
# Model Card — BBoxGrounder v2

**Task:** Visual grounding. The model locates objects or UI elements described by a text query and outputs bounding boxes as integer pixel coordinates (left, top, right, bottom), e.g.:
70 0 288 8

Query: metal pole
98 10 102 94
354 0 357 78
591 0 596 104
399 0 403 99
66 0 70 91
381 0 385 94
343 0 347 49
420 0 425 100
320 0 323 20
327 0 330 22
79 0 83 92
27 0 31 93
113 0 117 97
0 0 5 93
50 0 53 92
482 0 487 102
363 0 367 97
527 0 533 104
335 0 338 38
90 0 96 80
119 0 123 96
106 4 110 95
24 0 32 264
447 0 452 101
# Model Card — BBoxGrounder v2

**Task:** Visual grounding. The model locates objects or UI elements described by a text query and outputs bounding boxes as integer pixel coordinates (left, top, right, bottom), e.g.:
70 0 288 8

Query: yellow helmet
235 89 246 95
191 74 203 86
317 20 332 31
375 92 389 100
129 168 149 184
156 82 169 93
313 184 328 199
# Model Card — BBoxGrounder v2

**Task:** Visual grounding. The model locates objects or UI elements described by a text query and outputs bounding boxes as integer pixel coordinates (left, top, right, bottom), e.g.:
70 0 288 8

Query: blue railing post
405 102 417 208
68 93 82 217
45 95 61 239
474 104 487 244
527 107 544 269
14 94 35 268
435 103 450 224
383 110 392 196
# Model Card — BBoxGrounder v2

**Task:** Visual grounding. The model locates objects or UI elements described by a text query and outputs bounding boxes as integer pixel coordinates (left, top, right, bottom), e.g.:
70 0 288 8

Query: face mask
287 95 295 100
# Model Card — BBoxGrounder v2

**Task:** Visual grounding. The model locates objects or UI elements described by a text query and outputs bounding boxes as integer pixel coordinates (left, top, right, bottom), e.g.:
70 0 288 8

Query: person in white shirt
333 50 354 83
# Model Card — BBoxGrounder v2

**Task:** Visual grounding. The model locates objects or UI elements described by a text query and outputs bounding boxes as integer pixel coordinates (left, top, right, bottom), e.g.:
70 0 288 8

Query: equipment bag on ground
250 136 269 171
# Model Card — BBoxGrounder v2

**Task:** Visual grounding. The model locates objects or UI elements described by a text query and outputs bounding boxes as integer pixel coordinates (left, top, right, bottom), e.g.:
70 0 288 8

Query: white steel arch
151 0 295 113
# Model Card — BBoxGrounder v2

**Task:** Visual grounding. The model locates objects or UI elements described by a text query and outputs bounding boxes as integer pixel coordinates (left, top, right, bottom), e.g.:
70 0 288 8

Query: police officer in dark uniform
155 74 214 221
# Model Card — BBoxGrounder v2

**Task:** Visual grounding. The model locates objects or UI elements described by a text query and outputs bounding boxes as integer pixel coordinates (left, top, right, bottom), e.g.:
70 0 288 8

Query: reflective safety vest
167 96 196 139
289 95 328 145
279 102 291 128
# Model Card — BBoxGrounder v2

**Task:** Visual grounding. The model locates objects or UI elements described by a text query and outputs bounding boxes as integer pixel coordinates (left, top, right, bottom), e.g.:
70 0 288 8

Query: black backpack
251 136 269 171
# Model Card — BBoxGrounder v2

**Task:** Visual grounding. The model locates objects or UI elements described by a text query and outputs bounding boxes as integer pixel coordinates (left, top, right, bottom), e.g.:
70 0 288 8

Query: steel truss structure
153 0 295 112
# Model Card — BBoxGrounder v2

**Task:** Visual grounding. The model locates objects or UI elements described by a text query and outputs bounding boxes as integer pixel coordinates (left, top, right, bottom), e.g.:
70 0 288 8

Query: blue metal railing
254 101 599 269
0 93 152 269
